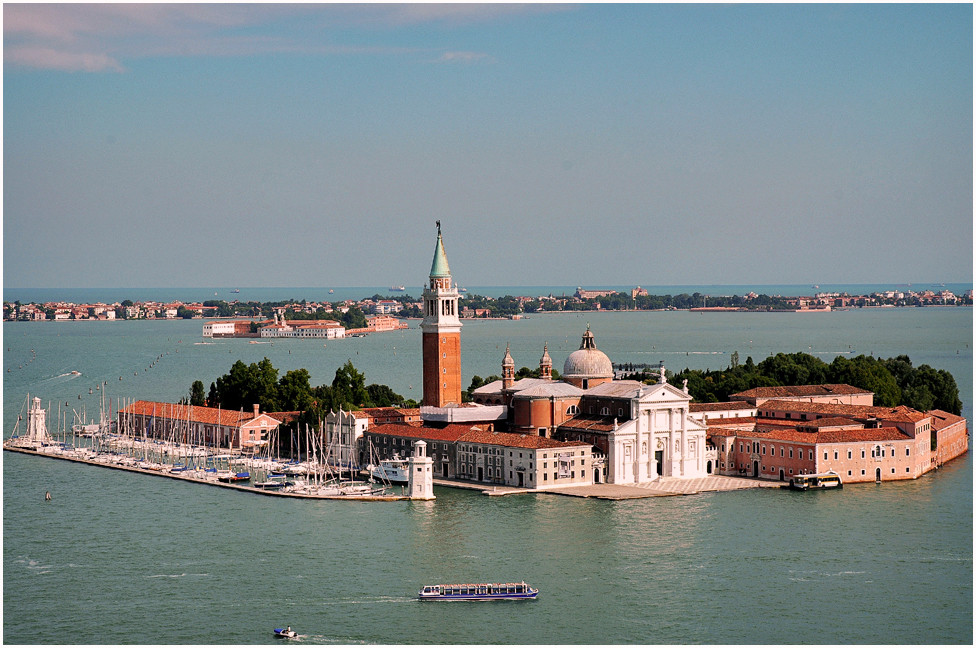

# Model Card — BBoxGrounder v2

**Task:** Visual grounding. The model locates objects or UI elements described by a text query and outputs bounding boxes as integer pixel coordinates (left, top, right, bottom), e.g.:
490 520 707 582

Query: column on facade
647 407 657 479
680 407 687 477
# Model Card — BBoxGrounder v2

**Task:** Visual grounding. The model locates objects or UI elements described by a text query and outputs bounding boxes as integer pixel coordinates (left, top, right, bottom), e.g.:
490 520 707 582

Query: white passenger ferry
418 582 538 601
788 471 843 490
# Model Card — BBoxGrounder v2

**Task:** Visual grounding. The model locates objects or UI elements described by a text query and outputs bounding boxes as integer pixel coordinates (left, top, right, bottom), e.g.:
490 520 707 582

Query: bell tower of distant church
421 221 463 407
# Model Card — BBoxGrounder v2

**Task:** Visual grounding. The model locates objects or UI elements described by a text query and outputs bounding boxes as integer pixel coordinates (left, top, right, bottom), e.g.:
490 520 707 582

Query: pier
2 445 410 501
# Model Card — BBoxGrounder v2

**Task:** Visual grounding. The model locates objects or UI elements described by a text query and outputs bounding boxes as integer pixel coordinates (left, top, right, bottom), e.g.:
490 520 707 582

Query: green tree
189 380 206 406
366 384 405 407
278 368 314 411
331 360 369 408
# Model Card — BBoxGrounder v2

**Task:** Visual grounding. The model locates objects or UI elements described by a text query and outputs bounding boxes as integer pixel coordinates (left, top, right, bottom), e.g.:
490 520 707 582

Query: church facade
471 326 709 484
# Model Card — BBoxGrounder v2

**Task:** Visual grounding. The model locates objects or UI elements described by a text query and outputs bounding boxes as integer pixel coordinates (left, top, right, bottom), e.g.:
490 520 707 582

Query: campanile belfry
421 221 462 407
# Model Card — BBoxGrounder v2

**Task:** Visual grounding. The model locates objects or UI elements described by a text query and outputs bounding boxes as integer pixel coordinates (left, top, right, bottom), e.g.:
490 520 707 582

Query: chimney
253 404 260 418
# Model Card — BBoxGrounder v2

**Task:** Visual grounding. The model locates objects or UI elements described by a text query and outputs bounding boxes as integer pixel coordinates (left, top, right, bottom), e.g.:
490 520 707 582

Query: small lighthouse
407 439 435 500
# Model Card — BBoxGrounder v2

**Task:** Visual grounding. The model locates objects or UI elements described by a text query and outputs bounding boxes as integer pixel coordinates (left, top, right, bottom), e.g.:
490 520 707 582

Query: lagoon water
3 306 972 644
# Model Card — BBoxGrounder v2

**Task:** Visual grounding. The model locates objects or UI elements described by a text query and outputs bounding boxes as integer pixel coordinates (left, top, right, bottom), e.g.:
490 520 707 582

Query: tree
331 360 369 409
189 380 206 407
278 368 314 411
366 384 405 407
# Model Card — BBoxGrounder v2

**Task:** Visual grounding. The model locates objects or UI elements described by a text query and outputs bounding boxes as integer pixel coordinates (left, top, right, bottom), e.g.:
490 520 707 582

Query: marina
3 395 412 501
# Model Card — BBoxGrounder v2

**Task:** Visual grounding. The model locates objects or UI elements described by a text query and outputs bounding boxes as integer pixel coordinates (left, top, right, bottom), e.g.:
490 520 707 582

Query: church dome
562 327 613 384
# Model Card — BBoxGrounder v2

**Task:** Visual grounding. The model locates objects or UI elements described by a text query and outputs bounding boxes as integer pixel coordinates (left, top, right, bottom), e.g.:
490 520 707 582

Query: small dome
562 327 613 381
502 343 514 368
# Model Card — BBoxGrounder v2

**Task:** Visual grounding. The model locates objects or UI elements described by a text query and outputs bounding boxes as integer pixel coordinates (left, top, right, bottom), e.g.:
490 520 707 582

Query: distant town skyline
3 3 972 289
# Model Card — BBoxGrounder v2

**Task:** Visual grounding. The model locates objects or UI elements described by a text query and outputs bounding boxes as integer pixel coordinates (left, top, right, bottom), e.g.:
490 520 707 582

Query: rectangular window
824 452 828 460
862 449 865 459
848 450 852 459
834 451 838 460
906 448 910 456
789 448 793 458
543 473 547 481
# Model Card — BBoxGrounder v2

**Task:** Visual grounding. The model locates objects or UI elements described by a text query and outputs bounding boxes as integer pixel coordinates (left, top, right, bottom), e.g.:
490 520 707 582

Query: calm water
3 308 972 644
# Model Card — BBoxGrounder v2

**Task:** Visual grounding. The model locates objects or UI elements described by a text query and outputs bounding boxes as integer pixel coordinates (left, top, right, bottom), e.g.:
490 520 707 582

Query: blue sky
3 3 972 289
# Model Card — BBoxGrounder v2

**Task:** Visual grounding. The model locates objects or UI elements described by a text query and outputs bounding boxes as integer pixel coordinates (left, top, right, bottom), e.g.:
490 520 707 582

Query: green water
3 308 972 644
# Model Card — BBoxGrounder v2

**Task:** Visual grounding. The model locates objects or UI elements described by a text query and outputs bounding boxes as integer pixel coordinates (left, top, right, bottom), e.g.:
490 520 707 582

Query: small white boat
273 627 297 639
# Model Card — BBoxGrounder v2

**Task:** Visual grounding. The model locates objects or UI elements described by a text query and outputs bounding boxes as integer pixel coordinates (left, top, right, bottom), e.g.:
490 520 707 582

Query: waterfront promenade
436 474 781 499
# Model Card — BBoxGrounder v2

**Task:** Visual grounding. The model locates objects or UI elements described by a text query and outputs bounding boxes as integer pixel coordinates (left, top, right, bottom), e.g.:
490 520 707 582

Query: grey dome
562 327 613 380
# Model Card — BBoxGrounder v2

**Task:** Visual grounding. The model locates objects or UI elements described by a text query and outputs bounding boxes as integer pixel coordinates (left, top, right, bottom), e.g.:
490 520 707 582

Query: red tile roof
739 425 909 444
119 400 251 426
758 400 929 424
733 384 872 399
557 414 617 433
927 410 967 431
690 402 756 412
458 428 588 450
367 422 474 442
704 416 757 427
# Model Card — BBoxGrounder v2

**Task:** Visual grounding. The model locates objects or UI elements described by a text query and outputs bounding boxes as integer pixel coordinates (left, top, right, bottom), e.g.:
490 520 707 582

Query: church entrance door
654 450 664 477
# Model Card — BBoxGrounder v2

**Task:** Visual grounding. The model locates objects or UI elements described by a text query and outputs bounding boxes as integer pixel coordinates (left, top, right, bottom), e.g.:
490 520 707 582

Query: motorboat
418 582 538 601
787 471 843 490
367 455 409 484
273 627 297 639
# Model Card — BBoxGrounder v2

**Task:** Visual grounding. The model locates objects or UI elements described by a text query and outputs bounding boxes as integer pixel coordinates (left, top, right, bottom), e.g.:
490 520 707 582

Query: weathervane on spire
436 220 441 236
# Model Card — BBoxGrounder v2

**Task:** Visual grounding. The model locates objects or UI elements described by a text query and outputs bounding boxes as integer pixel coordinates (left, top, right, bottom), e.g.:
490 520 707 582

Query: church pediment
637 381 692 406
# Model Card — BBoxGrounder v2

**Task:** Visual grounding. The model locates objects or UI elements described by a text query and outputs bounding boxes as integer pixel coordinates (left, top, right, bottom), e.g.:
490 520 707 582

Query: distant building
574 287 617 300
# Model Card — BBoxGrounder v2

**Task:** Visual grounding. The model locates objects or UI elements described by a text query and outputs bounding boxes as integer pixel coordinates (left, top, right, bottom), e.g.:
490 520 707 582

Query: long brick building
707 391 968 484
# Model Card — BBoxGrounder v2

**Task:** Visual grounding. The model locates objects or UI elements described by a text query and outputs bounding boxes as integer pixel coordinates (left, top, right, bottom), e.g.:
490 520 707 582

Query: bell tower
421 221 463 407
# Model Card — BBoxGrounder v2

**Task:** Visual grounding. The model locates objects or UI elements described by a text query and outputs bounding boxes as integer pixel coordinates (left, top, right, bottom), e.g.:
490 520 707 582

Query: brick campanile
421 221 462 407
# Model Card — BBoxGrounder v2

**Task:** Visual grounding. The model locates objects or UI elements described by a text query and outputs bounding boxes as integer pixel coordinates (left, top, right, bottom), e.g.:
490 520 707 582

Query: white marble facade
606 380 707 483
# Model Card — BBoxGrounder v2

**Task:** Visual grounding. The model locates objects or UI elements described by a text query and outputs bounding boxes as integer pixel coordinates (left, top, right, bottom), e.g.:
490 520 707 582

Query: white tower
26 397 51 446
407 439 435 500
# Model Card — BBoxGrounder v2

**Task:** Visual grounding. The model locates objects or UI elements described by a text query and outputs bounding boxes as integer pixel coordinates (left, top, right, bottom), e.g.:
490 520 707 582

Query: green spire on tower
429 220 451 278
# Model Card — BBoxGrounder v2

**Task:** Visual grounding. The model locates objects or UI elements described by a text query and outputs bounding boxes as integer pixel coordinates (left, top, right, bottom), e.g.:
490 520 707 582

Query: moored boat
217 471 251 483
367 454 409 484
787 471 843 490
418 582 538 601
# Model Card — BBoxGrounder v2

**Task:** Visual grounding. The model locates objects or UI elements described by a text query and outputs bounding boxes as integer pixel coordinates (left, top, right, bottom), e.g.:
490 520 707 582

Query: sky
3 3 973 290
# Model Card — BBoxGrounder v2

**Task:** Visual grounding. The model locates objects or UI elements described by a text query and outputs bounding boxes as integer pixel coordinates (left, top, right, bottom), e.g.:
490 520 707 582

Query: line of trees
187 358 417 426
653 352 962 414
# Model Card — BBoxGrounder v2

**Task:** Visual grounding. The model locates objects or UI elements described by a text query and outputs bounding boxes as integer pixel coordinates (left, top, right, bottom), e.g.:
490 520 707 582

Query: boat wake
147 572 210 579
42 371 82 382
16 557 55 574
